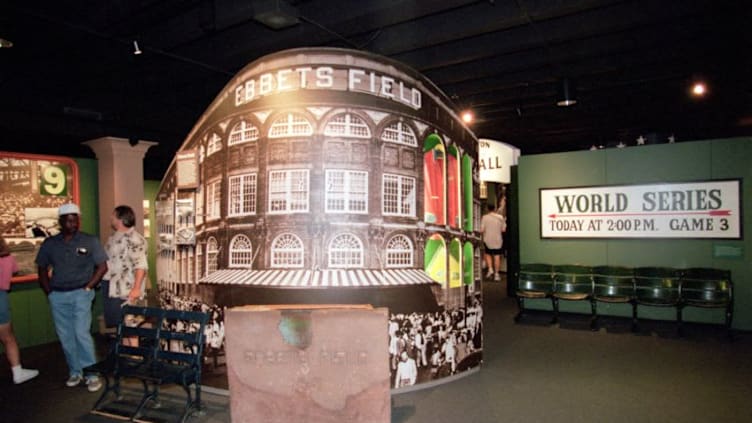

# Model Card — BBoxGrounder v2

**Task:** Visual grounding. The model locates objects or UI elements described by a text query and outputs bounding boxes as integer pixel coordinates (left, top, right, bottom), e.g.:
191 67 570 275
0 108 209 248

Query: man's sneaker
485 270 494 278
86 376 103 392
65 374 83 387
13 368 39 384
494 273 501 282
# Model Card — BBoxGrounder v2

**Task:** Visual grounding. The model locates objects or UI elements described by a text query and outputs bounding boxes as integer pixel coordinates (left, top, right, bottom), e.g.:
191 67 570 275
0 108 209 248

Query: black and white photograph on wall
0 153 78 280
24 208 58 238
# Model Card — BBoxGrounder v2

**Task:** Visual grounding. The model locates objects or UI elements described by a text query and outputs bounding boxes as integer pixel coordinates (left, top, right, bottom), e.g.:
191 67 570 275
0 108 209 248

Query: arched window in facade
268 113 313 138
462 241 474 286
423 134 446 225
206 237 219 275
328 233 364 268
447 145 461 229
381 120 417 146
324 113 371 138
449 238 462 288
385 234 413 268
229 234 253 268
228 120 259 145
462 154 474 232
271 233 304 268
206 132 222 156
424 233 446 288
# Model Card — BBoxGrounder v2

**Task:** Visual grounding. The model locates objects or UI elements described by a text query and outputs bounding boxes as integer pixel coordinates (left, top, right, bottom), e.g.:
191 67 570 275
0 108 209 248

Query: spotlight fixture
461 110 474 124
0 38 13 48
133 40 142 55
253 0 300 30
556 77 577 107
691 81 707 97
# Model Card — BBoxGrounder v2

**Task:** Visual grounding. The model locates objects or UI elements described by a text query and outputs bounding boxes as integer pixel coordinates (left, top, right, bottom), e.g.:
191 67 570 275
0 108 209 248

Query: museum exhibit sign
155 48 483 390
478 138 520 184
540 180 742 239
0 151 79 282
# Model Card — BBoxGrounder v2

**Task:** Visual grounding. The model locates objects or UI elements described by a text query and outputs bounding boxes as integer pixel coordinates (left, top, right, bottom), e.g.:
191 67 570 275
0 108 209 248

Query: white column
83 137 157 243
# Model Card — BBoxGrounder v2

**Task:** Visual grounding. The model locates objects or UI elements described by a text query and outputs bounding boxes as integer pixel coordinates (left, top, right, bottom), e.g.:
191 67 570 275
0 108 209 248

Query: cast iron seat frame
591 266 635 331
85 306 209 423
679 267 734 338
514 263 554 323
551 265 593 325
633 267 682 333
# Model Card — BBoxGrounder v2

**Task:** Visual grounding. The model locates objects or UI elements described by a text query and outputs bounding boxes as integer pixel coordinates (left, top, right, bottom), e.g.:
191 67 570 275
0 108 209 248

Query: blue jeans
48 289 97 377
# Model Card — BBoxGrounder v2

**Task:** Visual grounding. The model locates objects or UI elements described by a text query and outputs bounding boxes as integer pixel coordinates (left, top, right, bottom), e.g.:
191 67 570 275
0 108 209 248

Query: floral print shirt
104 227 148 298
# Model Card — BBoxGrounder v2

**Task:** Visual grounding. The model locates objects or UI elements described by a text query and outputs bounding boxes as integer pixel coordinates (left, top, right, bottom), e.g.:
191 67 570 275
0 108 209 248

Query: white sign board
540 180 741 239
478 139 519 183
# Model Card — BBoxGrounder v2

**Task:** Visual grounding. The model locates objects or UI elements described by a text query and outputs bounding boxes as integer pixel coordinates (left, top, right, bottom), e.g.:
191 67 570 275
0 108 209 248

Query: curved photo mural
155 47 482 390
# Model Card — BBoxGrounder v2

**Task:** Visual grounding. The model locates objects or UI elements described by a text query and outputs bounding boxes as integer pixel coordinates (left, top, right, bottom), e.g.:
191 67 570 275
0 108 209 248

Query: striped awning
198 268 437 288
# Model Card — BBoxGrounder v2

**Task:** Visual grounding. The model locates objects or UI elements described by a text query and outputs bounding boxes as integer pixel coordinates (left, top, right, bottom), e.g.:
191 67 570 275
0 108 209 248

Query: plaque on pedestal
225 304 390 423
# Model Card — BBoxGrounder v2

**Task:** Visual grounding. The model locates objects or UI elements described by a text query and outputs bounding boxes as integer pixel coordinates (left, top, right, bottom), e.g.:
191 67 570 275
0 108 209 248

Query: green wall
517 137 752 329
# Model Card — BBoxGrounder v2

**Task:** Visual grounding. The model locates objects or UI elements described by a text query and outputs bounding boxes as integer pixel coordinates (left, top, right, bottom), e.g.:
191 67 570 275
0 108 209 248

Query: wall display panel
540 180 742 239
0 152 79 282
478 138 520 184
155 48 482 391
519 139 752 329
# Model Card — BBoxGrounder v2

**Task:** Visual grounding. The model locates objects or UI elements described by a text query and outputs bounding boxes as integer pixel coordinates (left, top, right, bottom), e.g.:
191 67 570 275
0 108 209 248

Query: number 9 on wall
40 164 68 195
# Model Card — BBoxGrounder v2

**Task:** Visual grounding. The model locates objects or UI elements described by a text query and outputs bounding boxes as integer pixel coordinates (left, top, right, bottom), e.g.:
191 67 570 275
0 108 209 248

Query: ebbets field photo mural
155 48 483 390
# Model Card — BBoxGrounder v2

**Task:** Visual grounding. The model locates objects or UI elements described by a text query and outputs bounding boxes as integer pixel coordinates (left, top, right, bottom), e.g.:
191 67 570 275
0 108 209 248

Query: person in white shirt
394 351 417 388
480 202 507 281
102 206 148 328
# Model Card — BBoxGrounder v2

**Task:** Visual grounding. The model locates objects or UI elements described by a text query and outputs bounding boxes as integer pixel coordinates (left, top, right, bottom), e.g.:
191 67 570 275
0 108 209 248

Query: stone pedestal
225 304 390 423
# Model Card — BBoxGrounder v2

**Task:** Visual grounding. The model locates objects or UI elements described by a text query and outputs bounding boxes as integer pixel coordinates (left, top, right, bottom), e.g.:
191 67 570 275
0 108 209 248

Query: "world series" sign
540 180 742 239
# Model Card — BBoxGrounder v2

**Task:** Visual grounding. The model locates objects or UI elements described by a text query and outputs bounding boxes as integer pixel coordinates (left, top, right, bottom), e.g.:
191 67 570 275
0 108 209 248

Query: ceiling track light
133 40 142 55
556 77 577 107
253 0 300 30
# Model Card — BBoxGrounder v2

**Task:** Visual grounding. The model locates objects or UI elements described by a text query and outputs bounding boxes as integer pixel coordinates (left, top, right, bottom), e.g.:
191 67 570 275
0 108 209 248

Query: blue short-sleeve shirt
35 231 108 291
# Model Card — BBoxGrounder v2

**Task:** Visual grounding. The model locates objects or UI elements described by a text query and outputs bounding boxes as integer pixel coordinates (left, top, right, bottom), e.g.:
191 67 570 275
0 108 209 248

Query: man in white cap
35 203 108 392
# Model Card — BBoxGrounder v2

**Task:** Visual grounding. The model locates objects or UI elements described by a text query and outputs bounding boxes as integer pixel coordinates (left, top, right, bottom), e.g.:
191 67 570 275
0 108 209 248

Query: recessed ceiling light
691 81 707 97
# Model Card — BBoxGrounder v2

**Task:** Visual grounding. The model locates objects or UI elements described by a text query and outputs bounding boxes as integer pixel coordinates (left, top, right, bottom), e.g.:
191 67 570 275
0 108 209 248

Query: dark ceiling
2 0 750 180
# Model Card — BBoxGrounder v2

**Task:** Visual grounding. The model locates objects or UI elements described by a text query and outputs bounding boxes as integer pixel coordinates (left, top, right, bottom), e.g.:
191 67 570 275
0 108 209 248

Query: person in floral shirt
102 205 148 329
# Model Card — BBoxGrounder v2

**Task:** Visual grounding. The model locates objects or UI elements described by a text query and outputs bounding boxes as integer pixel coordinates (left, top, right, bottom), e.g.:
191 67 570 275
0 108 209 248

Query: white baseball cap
58 203 81 216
